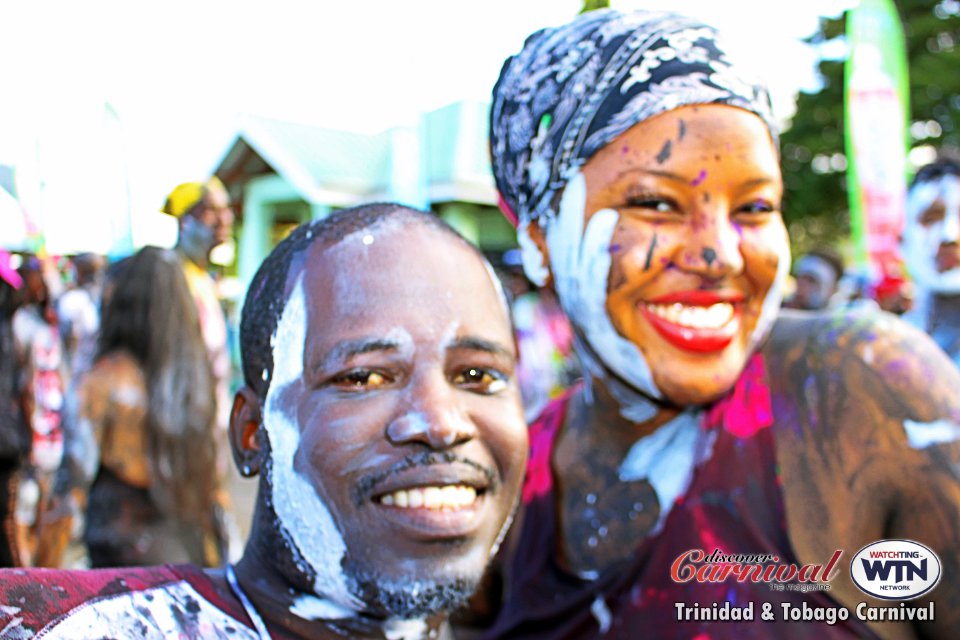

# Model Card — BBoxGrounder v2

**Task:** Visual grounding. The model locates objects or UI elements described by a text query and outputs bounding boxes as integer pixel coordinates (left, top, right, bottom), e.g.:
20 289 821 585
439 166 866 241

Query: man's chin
350 570 479 619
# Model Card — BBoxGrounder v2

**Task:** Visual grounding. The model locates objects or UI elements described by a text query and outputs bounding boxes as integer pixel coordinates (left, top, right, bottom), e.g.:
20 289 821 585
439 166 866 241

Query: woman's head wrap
491 9 777 227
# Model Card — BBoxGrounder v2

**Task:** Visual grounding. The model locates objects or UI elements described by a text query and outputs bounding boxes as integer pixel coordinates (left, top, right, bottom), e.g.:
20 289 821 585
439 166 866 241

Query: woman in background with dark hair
72 246 224 567
0 252 28 566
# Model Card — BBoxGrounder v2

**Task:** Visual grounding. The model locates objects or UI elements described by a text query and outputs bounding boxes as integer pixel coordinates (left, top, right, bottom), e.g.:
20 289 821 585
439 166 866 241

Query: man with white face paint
0 203 528 639
903 158 960 364
471 9 960 639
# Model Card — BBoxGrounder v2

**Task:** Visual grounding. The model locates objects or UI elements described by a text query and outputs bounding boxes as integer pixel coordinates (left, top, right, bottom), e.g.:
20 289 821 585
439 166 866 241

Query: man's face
791 255 839 311
262 221 527 617
181 184 235 256
903 173 960 293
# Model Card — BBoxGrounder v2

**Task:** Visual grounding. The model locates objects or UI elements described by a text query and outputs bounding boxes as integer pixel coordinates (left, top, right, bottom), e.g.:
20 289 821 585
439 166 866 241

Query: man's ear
230 386 263 478
523 218 554 290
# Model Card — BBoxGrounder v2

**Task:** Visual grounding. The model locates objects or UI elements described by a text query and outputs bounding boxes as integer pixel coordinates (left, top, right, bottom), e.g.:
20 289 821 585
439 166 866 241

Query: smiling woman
474 8 960 640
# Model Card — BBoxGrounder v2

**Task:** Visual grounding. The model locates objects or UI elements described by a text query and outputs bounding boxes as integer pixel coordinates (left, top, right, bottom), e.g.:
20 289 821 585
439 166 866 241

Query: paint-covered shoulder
767 306 960 424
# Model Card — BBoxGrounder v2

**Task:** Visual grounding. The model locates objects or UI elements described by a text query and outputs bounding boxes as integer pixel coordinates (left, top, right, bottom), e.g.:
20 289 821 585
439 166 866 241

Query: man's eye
453 368 508 394
920 203 946 226
331 370 389 390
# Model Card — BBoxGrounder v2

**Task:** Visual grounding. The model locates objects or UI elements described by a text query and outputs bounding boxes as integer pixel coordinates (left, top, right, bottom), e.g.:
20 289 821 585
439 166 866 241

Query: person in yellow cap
162 177 237 563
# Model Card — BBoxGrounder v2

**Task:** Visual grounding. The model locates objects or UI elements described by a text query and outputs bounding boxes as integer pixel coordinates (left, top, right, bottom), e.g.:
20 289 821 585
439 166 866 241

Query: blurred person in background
783 248 845 311
56 252 105 381
62 246 225 567
161 176 239 558
501 249 576 421
902 157 960 364
0 252 29 566
10 256 67 567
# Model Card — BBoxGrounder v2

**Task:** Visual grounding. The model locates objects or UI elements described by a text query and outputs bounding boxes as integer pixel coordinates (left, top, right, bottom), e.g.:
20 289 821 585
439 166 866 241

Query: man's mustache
352 451 498 507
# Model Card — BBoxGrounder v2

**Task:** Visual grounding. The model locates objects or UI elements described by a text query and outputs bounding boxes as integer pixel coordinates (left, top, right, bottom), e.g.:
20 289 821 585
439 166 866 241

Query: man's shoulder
0 565 255 639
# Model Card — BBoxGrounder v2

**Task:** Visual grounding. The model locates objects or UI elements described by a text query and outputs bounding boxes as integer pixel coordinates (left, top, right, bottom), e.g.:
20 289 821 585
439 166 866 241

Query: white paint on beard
383 617 428 640
544 171 662 422
264 274 363 616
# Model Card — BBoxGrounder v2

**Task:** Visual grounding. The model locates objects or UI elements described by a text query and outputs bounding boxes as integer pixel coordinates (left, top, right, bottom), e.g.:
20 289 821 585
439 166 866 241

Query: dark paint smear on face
691 169 707 187
678 119 686 140
644 234 659 271
703 192 711 204
657 139 672 164
609 243 622 253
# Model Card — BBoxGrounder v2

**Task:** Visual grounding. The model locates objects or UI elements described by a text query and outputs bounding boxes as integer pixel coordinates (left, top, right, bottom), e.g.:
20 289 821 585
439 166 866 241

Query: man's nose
385 379 477 450
940 207 960 244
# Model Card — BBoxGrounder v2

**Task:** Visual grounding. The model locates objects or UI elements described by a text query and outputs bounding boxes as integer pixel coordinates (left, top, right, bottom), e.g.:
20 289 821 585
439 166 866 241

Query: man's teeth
379 485 478 510
645 302 734 329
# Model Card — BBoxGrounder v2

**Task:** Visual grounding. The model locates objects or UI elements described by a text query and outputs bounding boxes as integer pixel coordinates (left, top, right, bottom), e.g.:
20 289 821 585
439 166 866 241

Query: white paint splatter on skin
545 171 662 420
517 220 549 287
383 616 427 640
264 274 363 615
591 596 612 634
903 418 960 449
290 594 359 621
618 410 714 531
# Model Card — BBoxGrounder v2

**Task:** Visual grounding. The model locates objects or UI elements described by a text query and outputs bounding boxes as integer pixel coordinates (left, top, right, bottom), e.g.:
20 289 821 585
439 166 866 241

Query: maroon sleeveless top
484 355 876 639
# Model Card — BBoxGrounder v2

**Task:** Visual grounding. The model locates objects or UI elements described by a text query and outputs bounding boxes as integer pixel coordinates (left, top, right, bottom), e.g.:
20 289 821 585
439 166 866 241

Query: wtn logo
850 540 941 600
861 558 927 583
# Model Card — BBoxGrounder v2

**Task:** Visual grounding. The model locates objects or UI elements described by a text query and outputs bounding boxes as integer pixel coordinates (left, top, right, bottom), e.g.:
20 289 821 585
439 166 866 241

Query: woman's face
573 104 788 405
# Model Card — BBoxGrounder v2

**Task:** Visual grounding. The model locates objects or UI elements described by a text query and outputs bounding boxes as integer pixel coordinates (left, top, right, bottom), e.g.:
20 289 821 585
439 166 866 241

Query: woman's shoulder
765 306 960 426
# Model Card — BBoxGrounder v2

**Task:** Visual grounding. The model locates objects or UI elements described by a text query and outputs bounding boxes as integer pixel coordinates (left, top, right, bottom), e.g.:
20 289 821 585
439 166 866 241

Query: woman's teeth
644 302 734 329
379 485 478 510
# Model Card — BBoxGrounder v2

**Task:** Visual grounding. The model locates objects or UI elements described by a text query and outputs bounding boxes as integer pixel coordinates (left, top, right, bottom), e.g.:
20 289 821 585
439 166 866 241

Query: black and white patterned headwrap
490 9 777 227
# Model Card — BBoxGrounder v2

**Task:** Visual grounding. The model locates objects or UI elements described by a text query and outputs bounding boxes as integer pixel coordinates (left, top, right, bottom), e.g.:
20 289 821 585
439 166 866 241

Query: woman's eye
737 199 776 214
331 370 390 391
453 368 508 394
625 196 676 213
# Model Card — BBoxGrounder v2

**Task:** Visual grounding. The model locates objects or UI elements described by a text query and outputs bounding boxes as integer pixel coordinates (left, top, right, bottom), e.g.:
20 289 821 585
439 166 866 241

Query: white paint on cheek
545 170 662 413
904 178 960 294
264 275 363 613
383 617 428 640
618 410 715 532
517 220 549 287
362 233 375 246
750 227 790 353
903 418 960 449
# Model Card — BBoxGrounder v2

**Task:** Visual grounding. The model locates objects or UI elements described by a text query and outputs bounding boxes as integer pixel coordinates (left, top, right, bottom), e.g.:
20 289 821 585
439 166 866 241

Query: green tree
781 0 960 256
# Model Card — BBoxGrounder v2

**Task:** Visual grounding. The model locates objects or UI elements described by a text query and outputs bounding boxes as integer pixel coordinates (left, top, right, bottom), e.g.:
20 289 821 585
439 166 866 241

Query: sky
0 0 855 255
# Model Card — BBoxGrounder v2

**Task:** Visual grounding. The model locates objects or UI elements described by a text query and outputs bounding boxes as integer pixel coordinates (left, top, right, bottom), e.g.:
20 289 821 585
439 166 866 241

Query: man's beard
347 562 479 619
